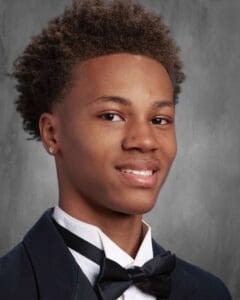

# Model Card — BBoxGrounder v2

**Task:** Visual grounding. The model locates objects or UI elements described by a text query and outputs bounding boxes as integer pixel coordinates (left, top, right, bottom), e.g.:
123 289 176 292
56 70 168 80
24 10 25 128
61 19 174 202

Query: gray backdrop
0 0 239 298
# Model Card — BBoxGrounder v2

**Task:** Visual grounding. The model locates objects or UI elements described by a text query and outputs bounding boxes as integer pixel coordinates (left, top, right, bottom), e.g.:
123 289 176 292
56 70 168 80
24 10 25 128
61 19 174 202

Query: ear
39 112 59 155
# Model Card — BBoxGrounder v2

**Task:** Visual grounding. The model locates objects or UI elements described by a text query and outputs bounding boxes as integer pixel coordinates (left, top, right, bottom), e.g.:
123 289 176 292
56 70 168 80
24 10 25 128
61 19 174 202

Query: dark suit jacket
0 209 232 300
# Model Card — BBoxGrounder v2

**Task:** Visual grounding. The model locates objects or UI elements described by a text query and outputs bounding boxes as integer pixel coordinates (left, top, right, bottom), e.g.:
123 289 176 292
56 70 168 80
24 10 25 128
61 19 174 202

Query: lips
115 159 160 188
115 159 160 172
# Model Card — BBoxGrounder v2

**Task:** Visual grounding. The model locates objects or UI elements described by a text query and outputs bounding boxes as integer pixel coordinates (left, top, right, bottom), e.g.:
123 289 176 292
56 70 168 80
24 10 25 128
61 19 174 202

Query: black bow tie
54 219 176 300
96 251 175 300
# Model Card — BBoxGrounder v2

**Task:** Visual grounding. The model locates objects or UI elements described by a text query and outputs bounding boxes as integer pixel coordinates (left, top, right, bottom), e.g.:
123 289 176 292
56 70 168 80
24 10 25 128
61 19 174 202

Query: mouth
120 168 155 177
115 160 160 188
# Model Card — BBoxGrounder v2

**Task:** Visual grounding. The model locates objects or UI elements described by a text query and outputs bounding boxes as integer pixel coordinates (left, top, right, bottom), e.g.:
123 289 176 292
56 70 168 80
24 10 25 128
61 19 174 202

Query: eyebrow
94 95 174 109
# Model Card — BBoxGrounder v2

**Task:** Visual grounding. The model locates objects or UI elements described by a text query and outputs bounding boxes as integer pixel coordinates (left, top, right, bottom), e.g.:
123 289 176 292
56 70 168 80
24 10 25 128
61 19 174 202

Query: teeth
121 169 153 176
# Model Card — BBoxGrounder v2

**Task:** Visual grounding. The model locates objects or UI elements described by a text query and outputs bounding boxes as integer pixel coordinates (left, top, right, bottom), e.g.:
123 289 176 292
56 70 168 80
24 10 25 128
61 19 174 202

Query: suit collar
23 208 169 300
53 205 155 273
152 238 166 257
152 239 174 300
23 208 98 300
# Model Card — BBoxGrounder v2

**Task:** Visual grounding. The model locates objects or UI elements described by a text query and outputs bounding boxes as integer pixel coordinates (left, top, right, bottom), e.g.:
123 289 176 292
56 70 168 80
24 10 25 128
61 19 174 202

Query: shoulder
0 242 38 299
152 240 232 299
172 256 232 299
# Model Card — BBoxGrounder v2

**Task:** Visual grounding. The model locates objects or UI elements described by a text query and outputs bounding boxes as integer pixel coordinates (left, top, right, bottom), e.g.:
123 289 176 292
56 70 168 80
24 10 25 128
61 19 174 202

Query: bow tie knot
128 266 148 283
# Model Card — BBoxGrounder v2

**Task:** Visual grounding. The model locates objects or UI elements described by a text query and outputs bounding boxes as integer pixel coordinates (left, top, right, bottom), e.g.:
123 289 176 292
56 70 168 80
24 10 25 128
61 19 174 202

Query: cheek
61 122 120 167
170 140 177 163
161 131 177 164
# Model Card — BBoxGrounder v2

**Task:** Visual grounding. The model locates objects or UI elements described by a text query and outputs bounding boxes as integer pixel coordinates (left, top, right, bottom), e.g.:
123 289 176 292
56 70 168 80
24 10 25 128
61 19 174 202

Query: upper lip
115 159 160 172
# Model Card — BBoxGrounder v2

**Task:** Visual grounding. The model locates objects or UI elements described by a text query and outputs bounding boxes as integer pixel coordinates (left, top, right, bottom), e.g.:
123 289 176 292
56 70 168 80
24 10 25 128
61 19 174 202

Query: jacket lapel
152 239 173 300
152 239 166 257
23 209 174 300
23 208 98 300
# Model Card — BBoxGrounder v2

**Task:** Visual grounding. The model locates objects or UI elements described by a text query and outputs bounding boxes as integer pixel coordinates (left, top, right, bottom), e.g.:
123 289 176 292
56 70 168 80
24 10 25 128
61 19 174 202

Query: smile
120 169 154 177
116 167 158 188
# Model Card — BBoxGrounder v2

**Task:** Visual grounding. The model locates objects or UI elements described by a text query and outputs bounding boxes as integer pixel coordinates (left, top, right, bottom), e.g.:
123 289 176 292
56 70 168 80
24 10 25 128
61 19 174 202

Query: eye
100 113 123 122
152 117 170 125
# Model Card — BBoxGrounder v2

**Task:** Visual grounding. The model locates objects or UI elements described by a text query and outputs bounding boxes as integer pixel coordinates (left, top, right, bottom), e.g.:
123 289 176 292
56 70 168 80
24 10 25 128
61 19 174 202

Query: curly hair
13 0 185 140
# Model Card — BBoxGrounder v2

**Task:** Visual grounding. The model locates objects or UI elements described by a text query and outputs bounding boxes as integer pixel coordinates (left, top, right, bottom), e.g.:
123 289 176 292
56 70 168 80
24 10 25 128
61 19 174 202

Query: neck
59 200 144 258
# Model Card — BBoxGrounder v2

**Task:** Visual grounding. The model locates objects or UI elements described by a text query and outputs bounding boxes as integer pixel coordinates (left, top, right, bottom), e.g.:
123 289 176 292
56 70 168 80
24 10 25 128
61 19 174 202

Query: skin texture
39 53 176 256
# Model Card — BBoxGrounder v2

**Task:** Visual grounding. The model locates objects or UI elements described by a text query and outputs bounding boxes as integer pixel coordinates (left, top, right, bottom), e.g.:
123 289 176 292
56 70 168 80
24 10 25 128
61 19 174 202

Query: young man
0 0 232 299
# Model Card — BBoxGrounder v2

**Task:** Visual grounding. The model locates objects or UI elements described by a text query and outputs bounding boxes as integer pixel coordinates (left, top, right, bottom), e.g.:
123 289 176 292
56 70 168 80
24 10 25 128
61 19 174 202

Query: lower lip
117 169 158 188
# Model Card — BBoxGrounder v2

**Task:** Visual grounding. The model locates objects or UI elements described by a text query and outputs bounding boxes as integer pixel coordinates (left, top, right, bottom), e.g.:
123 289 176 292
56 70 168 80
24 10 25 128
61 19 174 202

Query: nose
122 120 158 153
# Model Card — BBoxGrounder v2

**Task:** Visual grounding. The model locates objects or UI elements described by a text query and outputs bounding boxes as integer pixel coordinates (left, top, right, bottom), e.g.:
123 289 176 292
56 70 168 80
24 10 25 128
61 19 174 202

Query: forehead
77 53 171 79
68 53 173 104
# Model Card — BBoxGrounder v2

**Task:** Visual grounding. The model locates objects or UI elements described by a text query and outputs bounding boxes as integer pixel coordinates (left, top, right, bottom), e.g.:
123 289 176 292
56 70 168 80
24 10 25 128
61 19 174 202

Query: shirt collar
53 205 153 267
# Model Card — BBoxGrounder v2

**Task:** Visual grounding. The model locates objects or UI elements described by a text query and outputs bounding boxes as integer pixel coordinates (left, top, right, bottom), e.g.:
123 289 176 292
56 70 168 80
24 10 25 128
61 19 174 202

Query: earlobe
39 113 59 155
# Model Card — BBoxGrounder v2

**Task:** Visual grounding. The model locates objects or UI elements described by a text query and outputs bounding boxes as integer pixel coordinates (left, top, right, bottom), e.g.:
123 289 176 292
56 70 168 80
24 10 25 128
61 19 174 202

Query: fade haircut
13 0 185 140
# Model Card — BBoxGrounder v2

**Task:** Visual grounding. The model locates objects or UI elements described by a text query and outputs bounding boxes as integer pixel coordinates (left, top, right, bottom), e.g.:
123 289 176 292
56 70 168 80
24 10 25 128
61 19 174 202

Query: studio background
0 0 239 298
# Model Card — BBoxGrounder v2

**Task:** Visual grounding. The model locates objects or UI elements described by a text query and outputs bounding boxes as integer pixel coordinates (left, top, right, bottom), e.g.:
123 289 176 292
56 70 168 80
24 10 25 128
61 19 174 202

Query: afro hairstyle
13 0 185 140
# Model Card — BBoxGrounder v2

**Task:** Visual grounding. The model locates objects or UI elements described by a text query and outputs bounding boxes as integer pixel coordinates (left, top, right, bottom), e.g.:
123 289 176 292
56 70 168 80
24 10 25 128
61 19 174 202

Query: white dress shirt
53 206 156 300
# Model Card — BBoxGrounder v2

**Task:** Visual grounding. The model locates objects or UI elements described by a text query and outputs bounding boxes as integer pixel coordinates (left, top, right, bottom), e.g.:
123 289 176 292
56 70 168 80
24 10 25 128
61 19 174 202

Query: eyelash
100 113 123 122
99 113 172 125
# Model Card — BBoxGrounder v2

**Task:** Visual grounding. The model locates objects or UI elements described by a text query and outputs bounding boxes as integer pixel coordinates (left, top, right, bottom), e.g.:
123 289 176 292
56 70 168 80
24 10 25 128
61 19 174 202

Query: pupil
107 114 114 120
153 118 162 124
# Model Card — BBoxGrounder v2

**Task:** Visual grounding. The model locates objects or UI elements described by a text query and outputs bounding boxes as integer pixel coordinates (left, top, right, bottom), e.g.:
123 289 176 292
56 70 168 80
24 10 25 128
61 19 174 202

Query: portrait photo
0 0 239 299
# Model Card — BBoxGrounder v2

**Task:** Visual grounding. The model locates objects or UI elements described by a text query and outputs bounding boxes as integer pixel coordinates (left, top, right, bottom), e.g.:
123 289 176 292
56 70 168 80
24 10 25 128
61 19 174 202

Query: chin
112 193 158 215
117 205 156 216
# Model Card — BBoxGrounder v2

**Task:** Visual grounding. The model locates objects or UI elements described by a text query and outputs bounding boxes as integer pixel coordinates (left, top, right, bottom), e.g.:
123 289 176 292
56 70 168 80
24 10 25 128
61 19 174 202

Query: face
52 53 176 216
